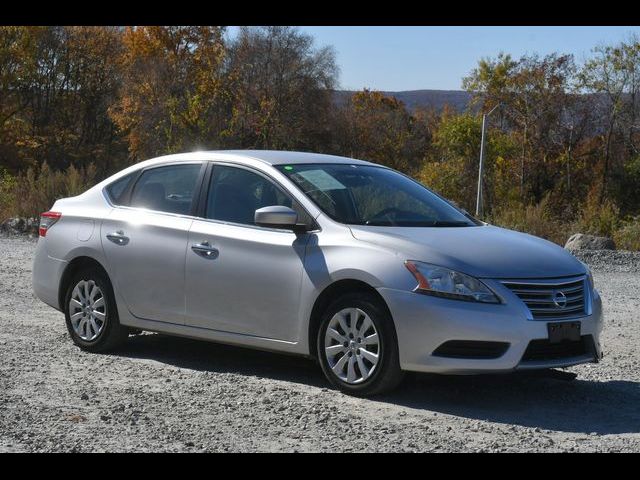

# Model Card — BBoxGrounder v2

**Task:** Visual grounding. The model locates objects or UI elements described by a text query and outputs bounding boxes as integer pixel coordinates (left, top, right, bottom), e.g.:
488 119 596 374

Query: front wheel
317 292 404 396
64 268 128 352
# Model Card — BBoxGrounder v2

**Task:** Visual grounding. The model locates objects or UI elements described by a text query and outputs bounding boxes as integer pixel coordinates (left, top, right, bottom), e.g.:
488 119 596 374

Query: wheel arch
58 256 112 311
307 279 393 358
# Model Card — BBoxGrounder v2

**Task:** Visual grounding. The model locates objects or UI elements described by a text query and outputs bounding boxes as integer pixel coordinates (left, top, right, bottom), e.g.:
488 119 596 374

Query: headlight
579 260 595 290
404 260 500 304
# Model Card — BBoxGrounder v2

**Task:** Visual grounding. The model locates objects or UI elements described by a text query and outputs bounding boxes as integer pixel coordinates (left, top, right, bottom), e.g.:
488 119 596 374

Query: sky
293 26 640 91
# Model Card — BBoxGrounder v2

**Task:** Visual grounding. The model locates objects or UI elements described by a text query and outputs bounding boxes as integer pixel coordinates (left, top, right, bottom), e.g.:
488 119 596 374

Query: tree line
1 26 639 249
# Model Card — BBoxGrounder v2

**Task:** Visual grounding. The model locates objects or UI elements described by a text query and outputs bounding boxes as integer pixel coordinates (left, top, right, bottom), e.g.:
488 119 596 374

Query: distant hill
334 89 474 112
333 90 609 134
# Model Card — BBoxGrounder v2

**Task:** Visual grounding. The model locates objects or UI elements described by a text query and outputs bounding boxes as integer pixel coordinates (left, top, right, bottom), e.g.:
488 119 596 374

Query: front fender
295 227 416 353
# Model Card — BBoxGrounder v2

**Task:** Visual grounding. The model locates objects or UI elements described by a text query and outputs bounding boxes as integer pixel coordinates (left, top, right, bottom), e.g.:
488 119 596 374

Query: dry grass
614 217 640 251
0 162 97 222
488 197 572 246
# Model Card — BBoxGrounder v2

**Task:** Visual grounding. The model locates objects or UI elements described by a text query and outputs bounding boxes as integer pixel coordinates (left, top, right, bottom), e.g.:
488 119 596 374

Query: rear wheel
317 292 404 396
64 268 128 352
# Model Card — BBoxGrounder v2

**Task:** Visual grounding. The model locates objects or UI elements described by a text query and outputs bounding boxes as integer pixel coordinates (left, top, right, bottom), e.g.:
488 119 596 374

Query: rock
565 233 615 252
6 218 24 231
0 217 38 236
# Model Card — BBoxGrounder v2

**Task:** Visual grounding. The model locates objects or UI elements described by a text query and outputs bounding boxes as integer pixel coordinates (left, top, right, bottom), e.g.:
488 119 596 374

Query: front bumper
378 282 603 374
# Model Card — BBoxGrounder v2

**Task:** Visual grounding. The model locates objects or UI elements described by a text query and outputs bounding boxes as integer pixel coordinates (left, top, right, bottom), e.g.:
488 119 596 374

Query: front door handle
106 230 129 246
191 241 219 259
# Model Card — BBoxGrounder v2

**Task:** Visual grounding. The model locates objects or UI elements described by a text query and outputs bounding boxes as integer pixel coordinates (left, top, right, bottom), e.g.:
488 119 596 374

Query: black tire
317 292 404 396
64 267 128 353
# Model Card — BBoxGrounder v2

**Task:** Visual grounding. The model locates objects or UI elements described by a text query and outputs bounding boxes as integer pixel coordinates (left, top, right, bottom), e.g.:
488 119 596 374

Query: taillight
39 211 62 237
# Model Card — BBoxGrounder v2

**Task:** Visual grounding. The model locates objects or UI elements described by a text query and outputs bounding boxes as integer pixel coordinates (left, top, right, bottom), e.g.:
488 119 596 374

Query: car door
101 162 205 324
185 163 312 341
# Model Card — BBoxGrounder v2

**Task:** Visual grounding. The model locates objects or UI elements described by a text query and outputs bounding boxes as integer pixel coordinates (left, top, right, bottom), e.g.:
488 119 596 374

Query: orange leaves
110 26 229 159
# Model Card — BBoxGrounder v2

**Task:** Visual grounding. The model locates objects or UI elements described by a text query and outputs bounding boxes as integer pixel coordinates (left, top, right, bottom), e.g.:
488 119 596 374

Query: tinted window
278 164 478 227
105 172 135 205
206 165 311 226
130 164 201 215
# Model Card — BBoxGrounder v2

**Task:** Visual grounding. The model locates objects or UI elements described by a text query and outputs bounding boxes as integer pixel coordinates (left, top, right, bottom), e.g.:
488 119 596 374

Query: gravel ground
1 235 639 452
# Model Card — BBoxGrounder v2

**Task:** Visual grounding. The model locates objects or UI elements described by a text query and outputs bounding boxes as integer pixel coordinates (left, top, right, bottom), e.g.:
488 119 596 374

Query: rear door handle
191 241 219 259
106 230 129 246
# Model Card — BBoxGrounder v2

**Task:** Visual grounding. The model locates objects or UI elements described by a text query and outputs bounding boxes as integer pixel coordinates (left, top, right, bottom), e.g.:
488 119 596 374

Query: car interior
206 167 297 225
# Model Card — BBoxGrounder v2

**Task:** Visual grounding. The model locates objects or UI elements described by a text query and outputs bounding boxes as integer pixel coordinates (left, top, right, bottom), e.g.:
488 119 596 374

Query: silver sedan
32 150 603 396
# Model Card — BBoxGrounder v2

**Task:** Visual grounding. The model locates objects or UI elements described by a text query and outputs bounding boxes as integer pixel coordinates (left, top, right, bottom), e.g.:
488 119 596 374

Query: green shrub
418 158 470 210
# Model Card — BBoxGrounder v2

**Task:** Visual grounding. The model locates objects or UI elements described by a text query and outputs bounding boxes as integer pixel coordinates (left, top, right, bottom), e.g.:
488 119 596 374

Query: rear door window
129 164 202 215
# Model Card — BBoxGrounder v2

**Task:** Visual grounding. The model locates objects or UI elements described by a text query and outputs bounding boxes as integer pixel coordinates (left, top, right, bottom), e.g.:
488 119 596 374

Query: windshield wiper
428 220 473 227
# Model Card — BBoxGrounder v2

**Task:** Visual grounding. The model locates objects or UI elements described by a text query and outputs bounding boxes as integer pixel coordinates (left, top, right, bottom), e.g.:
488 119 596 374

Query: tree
0 26 124 173
420 110 516 213
0 26 38 171
224 26 338 150
464 53 581 205
579 36 640 203
110 26 228 160
331 89 429 174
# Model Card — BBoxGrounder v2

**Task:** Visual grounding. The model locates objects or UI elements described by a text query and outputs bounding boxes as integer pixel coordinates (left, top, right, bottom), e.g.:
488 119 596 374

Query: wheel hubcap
324 308 380 384
69 280 106 341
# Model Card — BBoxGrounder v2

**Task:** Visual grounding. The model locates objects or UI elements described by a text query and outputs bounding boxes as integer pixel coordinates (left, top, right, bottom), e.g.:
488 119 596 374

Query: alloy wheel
68 280 107 341
324 307 380 384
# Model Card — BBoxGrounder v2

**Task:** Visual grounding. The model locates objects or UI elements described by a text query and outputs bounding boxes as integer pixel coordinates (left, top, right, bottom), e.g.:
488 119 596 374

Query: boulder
565 233 616 251
0 217 38 236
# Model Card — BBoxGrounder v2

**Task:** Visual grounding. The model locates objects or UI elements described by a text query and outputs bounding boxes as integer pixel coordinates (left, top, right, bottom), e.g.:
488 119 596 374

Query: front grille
502 277 586 320
521 335 594 362
433 340 509 359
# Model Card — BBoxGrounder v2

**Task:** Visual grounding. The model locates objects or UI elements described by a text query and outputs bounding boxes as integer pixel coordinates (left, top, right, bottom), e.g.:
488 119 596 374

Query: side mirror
255 205 298 229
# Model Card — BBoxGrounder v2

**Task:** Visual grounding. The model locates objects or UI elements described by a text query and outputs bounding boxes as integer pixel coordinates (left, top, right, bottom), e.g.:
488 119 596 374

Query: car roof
92 150 384 194
147 150 377 167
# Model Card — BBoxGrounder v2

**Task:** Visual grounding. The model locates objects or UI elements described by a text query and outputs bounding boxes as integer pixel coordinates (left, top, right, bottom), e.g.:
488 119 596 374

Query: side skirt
120 313 309 357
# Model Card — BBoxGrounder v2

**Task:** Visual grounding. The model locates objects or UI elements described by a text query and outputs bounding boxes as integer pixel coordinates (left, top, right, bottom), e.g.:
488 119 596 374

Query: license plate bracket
547 321 581 343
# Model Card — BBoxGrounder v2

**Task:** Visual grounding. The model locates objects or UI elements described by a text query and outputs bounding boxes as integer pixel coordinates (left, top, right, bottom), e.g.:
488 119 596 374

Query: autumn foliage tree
578 36 640 207
224 26 338 150
331 89 429 174
109 26 228 161
2 26 640 249
463 53 584 207
0 26 124 173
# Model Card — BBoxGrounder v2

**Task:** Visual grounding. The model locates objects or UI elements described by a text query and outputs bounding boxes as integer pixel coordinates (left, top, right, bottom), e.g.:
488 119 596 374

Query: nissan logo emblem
552 290 567 308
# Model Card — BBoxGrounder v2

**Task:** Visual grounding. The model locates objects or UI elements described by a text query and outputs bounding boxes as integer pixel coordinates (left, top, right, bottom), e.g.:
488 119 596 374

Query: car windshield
277 163 479 227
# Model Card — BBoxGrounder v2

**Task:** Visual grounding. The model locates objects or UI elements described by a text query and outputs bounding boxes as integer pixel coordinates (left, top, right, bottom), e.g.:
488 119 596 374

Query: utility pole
476 103 501 218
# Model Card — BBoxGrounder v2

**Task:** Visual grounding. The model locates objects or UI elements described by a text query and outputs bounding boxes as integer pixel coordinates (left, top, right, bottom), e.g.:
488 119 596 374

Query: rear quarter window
105 172 136 205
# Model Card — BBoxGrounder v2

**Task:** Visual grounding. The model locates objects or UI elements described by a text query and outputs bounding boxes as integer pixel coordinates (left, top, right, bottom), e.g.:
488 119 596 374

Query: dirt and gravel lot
0 234 639 452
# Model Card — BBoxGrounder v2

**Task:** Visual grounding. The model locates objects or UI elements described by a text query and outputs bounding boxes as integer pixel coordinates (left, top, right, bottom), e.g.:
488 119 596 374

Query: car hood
348 224 586 279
